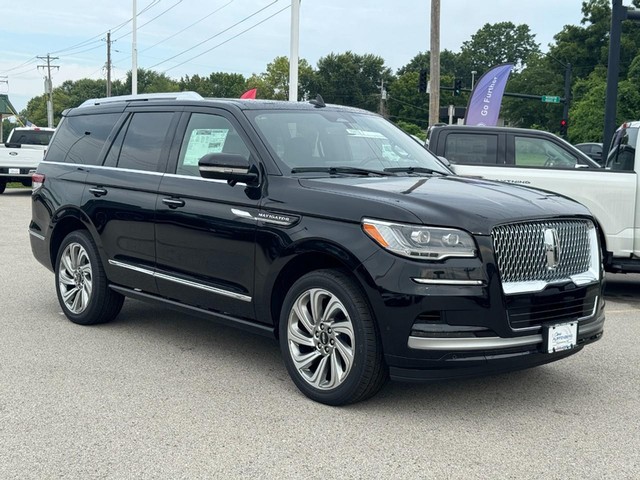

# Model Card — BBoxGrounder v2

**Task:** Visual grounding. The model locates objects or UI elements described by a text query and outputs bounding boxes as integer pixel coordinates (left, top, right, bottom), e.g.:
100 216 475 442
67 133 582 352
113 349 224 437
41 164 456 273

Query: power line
161 4 290 73
114 0 185 41
140 0 236 54
0 57 39 75
44 0 161 56
149 0 279 70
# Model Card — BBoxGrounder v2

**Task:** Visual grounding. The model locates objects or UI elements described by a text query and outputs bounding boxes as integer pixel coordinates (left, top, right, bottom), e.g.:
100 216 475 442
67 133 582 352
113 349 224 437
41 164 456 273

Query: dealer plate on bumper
9 168 20 174
544 322 578 353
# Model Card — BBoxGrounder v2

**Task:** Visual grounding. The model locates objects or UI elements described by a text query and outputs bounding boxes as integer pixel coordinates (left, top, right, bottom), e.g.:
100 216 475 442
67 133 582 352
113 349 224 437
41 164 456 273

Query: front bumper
357 236 605 382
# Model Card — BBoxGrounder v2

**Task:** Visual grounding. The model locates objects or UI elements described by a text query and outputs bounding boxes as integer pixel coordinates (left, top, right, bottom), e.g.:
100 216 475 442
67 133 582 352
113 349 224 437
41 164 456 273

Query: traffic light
560 119 568 137
418 69 427 93
453 78 462 96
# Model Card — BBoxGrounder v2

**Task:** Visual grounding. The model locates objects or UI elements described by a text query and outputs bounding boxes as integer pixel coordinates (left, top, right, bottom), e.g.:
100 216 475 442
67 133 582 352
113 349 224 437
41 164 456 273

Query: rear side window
45 113 120 164
116 112 174 172
444 133 498 165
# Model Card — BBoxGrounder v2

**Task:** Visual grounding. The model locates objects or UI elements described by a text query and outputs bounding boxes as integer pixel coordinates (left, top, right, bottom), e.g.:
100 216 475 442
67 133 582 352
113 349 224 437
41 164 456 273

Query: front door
154 110 261 319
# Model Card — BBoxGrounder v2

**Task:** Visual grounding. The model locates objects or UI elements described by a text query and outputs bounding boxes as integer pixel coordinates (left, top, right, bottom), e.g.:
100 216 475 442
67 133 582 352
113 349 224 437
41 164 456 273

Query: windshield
246 109 450 175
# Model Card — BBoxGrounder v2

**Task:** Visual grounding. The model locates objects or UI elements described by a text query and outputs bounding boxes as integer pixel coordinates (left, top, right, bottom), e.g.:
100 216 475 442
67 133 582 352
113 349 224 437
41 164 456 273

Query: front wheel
279 269 387 405
55 230 124 325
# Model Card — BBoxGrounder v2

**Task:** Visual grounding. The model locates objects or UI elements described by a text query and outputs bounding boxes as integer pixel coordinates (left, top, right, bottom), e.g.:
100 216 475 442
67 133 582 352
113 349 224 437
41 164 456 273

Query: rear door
82 108 181 294
154 108 261 320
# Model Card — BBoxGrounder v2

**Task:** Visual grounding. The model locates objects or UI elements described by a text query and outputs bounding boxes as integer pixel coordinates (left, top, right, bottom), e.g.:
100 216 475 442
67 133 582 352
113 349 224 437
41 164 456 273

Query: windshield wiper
291 166 395 176
383 166 448 176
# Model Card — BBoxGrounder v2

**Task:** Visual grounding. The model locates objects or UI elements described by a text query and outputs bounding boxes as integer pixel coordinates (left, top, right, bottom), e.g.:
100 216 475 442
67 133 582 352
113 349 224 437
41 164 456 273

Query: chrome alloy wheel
286 288 355 390
58 242 93 314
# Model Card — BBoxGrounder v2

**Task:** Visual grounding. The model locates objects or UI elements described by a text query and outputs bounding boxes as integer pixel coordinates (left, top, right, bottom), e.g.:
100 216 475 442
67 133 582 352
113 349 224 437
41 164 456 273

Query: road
1 188 639 479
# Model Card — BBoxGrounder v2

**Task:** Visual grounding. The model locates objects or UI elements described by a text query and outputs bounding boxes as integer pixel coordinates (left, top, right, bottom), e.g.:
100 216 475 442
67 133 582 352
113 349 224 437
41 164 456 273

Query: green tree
179 72 247 98
387 71 429 127
501 54 565 131
122 68 179 94
315 51 392 112
459 22 540 73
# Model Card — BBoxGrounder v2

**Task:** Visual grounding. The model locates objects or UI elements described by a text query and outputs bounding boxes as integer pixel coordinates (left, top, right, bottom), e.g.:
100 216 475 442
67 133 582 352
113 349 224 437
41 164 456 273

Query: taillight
32 173 45 191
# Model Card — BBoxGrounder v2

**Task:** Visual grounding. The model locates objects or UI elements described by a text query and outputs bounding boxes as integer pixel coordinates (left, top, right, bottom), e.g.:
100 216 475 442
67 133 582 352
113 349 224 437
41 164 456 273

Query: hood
298 175 592 235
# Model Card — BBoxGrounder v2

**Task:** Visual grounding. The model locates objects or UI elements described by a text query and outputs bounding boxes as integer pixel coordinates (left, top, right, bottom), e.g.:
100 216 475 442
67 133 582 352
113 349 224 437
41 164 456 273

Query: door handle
162 197 185 209
89 187 108 197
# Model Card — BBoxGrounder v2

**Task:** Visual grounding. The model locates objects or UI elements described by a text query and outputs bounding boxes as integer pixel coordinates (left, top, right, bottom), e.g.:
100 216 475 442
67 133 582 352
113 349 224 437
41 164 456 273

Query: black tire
55 230 124 325
0 181 6 194
279 269 388 405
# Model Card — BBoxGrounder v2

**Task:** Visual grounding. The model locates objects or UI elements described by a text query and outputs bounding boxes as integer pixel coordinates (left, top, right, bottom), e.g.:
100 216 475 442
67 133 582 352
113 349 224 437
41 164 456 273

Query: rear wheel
55 230 124 325
279 269 387 405
0 180 6 194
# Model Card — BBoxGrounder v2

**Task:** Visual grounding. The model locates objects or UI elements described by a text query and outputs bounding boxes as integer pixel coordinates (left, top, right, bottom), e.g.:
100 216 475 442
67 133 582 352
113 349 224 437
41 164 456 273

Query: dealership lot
1 188 639 479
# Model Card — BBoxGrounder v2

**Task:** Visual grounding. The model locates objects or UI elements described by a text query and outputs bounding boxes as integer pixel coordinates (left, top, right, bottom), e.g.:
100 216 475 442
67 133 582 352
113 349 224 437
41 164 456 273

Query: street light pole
471 70 477 89
428 0 441 127
288 0 300 102
132 0 138 95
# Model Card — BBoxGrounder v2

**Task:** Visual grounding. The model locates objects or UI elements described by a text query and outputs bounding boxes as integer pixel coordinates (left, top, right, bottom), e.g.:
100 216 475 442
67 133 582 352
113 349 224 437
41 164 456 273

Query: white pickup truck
427 124 639 273
0 126 55 194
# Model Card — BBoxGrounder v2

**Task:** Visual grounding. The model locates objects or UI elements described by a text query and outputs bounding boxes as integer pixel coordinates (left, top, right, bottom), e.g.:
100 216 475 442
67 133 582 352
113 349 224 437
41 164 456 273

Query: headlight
362 218 477 260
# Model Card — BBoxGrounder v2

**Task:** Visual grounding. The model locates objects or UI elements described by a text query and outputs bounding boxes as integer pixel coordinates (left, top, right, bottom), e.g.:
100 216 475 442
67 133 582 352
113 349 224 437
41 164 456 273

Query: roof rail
78 91 203 108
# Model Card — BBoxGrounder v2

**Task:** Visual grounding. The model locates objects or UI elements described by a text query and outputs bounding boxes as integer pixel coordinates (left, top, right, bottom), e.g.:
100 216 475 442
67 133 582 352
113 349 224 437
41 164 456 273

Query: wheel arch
49 208 101 271
264 240 378 339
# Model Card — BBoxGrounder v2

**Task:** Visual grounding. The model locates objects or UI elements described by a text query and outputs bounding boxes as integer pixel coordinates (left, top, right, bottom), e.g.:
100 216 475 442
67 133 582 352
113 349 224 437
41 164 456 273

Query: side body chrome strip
108 260 252 303
412 278 485 286
408 334 542 351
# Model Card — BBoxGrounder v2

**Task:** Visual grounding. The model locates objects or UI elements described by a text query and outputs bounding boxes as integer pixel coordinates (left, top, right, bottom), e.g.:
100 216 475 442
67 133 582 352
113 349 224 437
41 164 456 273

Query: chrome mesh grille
491 219 592 283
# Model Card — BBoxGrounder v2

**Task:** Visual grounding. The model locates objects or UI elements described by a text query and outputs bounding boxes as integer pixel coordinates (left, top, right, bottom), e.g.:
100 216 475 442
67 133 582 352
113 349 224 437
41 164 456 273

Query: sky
0 0 588 114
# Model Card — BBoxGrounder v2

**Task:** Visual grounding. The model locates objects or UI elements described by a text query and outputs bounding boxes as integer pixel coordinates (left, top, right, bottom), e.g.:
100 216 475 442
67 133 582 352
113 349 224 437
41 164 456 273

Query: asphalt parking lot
1 187 639 479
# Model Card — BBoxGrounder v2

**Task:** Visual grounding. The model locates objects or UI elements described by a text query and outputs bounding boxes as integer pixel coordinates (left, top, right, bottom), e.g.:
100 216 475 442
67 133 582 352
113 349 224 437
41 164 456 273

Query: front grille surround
492 219 600 295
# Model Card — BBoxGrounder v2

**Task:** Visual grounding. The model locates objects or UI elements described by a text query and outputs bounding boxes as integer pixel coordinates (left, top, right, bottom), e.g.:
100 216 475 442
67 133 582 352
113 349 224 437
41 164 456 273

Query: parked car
30 93 605 405
428 125 640 273
0 126 54 193
575 142 604 165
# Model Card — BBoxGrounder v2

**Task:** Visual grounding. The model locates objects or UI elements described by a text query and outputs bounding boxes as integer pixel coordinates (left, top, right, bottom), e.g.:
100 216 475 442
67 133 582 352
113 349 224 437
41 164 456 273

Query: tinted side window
117 112 174 172
515 137 577 168
444 133 498 165
176 113 249 176
606 127 637 171
45 113 120 165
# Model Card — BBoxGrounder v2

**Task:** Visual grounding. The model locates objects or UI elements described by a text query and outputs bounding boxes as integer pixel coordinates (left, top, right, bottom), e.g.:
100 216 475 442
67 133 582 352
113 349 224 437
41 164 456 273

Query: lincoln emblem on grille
543 228 561 270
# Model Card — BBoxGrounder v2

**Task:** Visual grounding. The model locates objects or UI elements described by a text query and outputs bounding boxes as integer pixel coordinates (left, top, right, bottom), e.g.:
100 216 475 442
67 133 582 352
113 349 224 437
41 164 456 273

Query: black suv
30 92 605 405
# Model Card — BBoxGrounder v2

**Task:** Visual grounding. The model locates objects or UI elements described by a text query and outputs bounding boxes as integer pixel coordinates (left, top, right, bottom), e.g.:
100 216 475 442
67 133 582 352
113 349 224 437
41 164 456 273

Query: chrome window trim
408 334 542 351
28 230 46 241
43 161 165 176
411 278 485 286
108 260 251 303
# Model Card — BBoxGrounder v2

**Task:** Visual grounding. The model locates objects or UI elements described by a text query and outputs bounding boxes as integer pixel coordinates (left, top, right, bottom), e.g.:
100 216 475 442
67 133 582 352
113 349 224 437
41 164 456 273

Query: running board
109 285 275 338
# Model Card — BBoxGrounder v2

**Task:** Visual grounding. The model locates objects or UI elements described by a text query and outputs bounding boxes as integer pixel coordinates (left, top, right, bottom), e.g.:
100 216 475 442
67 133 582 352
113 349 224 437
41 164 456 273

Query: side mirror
4 142 21 148
437 155 451 167
198 153 258 186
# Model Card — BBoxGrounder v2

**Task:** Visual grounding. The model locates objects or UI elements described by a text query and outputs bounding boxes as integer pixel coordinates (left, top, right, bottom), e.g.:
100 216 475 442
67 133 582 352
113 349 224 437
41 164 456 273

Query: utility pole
378 79 387 117
288 0 300 102
37 54 59 128
0 76 7 143
106 31 112 97
429 0 441 127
